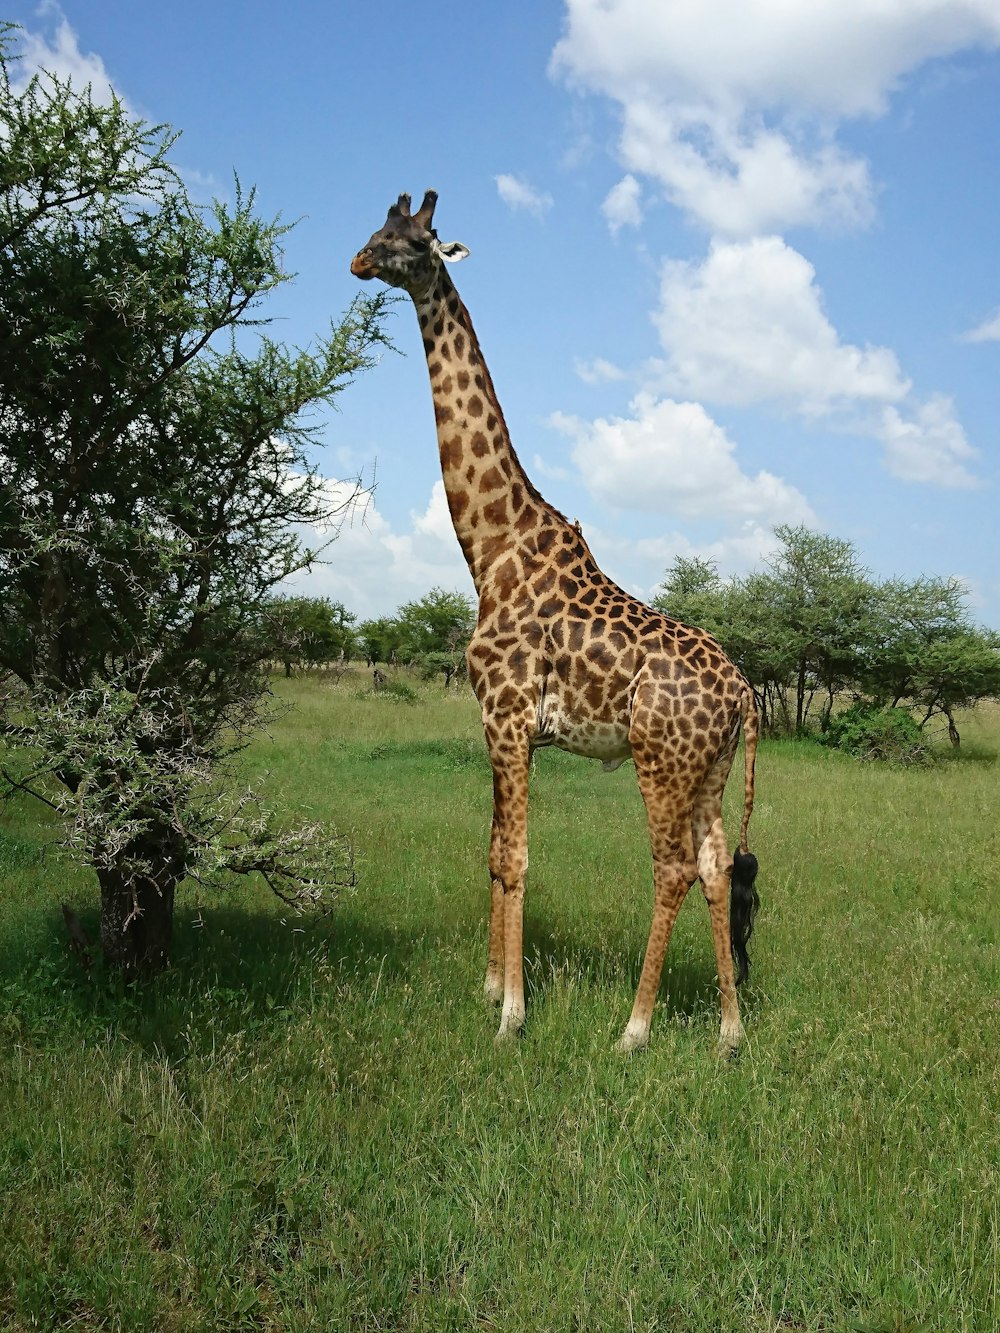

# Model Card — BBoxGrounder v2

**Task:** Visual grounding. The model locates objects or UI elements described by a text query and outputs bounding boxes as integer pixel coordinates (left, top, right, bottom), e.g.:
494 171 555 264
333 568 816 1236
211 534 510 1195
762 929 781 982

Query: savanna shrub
822 702 929 765
369 678 418 705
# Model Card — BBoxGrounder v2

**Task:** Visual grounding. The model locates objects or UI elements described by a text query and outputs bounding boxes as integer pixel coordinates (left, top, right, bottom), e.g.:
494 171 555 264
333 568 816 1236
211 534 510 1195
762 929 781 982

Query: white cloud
876 396 981 487
495 174 554 218
591 521 786 601
13 13 124 107
652 236 909 412
531 453 572 483
644 236 985 486
602 174 643 232
551 0 1000 234
551 393 815 525
960 307 1000 342
574 356 627 385
286 480 473 617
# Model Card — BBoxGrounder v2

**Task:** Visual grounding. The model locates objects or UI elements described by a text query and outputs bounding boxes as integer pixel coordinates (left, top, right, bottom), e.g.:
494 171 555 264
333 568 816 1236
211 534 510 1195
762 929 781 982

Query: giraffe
352 191 760 1052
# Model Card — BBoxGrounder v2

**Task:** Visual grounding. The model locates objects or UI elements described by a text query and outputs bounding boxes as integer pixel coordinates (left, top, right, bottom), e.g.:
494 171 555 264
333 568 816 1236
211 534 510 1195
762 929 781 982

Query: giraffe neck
413 269 550 590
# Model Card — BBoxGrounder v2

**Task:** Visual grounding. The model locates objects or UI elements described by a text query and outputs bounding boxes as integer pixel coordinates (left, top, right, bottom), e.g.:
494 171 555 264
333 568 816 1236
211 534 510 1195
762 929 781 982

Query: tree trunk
944 705 961 748
98 867 177 978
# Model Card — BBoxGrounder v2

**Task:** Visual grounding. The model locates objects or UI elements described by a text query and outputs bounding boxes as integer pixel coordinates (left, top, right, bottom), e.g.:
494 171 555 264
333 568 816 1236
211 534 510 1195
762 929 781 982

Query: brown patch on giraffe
457 369 470 390
483 498 508 526
440 436 463 470
515 505 538 534
449 491 470 522
508 647 530 684
468 394 484 417
479 467 504 493
435 403 454 426
493 558 519 598
440 342 452 360
470 431 490 458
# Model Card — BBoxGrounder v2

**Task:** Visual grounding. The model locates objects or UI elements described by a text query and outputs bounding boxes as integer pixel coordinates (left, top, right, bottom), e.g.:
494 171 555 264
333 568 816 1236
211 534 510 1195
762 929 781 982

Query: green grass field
2 671 998 1331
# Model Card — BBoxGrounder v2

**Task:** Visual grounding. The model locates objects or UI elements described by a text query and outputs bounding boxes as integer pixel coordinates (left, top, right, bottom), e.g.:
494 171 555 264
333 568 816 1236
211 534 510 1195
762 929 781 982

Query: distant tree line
267 587 475 688
653 526 1000 744
270 527 999 744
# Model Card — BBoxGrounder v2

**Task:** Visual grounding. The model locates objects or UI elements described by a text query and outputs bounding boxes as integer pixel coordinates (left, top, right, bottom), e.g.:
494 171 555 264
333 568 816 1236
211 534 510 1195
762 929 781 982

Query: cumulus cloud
574 356 628 385
876 396 980 487
960 307 1000 342
285 480 473 618
642 236 985 485
495 174 554 217
602 174 643 232
551 0 1000 234
589 521 786 600
551 393 815 525
652 236 909 412
13 12 124 106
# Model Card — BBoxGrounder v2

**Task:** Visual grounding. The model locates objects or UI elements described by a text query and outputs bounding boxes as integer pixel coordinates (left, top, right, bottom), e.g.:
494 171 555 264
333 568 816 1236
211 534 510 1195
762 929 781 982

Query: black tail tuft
730 849 760 987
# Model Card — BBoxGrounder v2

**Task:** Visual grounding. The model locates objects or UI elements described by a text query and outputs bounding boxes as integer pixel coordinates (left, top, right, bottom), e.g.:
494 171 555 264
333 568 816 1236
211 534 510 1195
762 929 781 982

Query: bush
368 678 418 705
822 702 930 765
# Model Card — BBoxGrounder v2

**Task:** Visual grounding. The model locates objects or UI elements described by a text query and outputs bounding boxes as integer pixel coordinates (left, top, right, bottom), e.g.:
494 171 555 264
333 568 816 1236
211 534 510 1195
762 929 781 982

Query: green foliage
265 596 357 674
821 701 930 765
0 29 388 971
361 588 475 685
357 615 406 666
654 526 1000 747
368 676 418 704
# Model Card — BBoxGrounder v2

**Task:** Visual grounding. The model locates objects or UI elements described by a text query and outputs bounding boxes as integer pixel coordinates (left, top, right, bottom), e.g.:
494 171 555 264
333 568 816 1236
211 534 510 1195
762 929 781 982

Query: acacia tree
0 30 391 975
653 531 999 742
396 588 476 687
265 596 358 677
865 577 1000 745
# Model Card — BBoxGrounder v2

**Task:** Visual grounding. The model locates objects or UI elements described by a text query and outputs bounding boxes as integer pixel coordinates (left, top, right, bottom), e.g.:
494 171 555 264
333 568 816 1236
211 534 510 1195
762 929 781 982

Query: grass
1 670 999 1331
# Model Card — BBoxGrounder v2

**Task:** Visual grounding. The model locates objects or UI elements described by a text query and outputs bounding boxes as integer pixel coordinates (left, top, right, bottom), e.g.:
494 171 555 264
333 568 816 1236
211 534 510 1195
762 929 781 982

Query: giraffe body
352 192 760 1051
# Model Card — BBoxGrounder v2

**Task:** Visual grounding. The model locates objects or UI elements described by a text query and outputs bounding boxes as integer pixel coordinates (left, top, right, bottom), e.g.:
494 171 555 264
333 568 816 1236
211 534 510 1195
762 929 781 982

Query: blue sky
7 1 1000 627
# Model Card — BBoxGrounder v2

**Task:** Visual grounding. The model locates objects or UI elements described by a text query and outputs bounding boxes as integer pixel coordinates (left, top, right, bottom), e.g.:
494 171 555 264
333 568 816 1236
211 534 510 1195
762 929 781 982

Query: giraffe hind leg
616 742 700 1054
691 756 745 1052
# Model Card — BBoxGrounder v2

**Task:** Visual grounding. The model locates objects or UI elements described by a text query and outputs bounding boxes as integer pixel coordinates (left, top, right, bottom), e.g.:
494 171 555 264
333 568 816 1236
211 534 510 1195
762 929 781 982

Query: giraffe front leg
484 812 505 1005
486 730 531 1042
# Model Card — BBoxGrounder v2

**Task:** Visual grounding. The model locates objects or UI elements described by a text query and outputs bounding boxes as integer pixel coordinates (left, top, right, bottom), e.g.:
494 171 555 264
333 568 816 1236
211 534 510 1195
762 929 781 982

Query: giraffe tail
730 689 760 987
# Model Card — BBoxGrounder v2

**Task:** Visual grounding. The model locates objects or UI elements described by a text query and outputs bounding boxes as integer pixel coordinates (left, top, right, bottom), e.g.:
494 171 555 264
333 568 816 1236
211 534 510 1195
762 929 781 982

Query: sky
6 1 1000 628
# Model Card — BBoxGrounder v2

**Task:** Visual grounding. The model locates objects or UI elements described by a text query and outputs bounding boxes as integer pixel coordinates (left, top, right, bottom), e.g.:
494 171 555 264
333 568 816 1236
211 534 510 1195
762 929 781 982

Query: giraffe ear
433 240 470 264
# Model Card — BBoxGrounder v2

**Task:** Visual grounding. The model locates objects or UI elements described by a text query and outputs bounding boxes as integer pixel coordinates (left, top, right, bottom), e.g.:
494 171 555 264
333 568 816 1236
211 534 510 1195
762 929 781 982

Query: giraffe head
351 190 469 295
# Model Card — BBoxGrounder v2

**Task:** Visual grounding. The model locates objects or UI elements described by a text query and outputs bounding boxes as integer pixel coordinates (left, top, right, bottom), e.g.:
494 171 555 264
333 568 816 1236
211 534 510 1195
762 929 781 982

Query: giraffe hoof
494 1012 525 1044
718 1023 744 1058
614 1023 649 1055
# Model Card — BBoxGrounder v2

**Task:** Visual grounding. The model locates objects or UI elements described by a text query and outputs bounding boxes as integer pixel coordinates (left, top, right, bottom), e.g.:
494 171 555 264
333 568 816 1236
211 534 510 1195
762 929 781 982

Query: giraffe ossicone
352 190 761 1052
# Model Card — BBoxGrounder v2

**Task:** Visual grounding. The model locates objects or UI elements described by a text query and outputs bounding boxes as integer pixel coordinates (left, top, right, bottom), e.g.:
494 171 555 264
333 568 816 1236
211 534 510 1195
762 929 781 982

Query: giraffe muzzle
351 250 378 279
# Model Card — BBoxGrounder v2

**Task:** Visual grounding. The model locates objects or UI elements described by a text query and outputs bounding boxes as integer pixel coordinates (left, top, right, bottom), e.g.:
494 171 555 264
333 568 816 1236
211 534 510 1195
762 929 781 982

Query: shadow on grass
1 896 422 1057
2 879 740 1063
